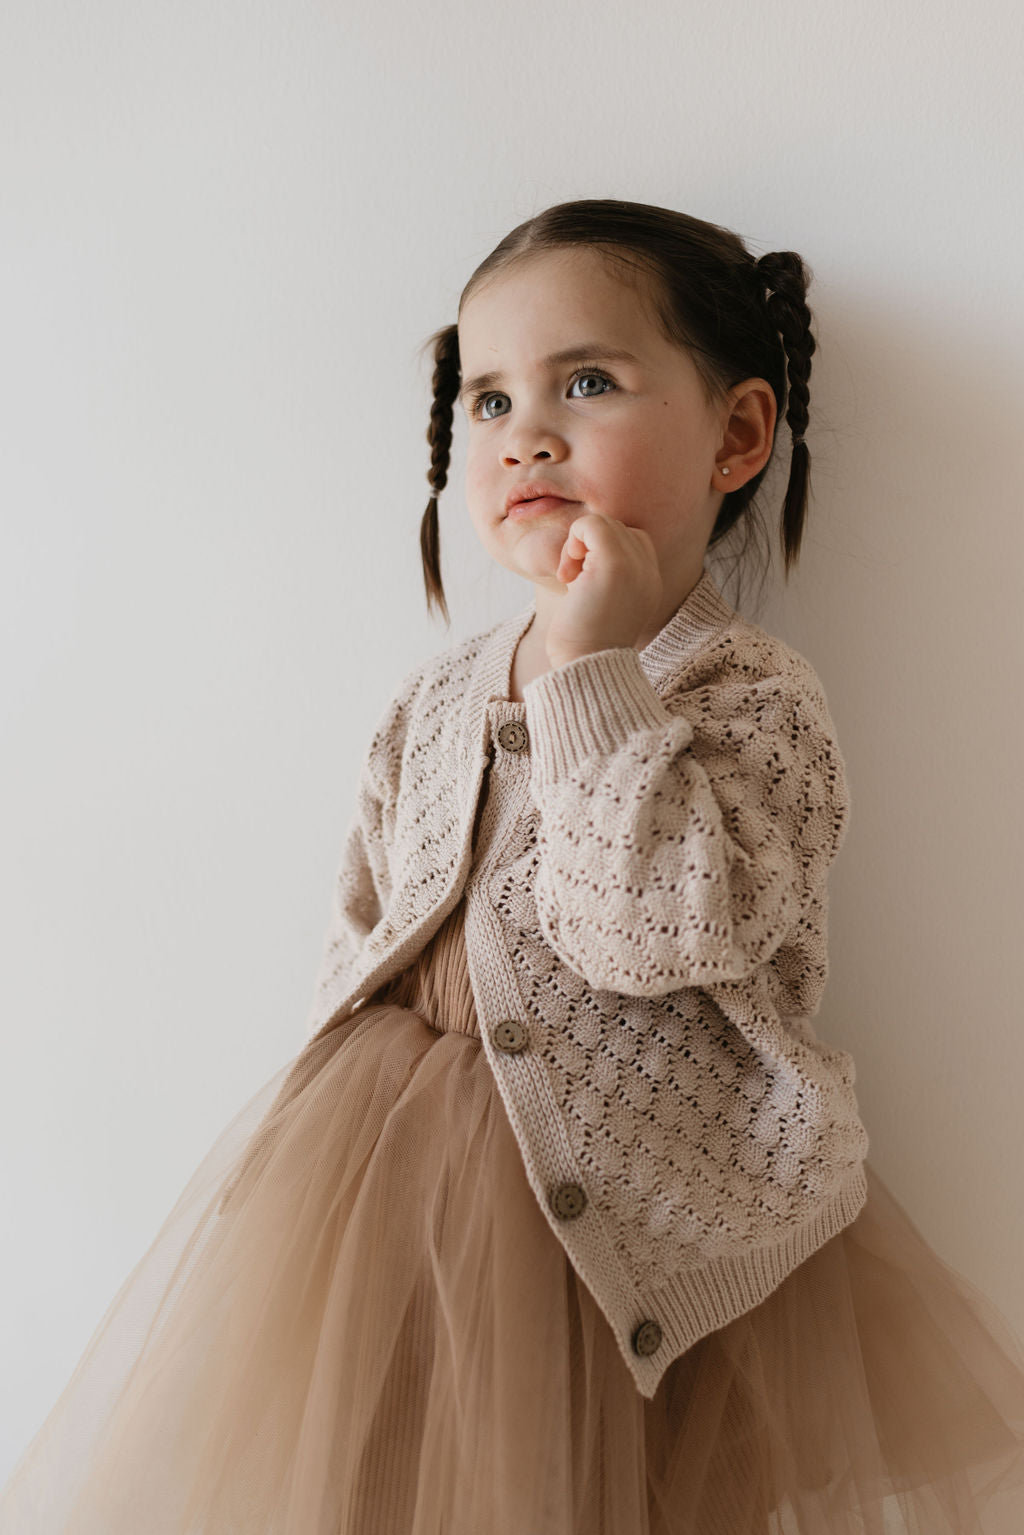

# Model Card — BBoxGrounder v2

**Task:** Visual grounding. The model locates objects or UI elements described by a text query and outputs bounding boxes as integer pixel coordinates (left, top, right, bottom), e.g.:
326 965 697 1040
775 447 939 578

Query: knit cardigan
301 565 870 1399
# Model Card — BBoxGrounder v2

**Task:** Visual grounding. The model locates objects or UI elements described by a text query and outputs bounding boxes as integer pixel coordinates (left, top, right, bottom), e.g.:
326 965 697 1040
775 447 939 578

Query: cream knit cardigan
302 566 870 1398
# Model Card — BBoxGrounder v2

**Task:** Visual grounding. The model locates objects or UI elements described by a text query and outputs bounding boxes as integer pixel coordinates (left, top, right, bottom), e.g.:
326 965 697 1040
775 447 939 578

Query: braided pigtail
419 322 461 626
753 251 817 576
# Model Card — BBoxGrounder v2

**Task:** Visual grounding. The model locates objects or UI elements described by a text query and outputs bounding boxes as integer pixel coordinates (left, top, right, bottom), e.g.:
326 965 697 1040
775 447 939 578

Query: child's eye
467 366 616 421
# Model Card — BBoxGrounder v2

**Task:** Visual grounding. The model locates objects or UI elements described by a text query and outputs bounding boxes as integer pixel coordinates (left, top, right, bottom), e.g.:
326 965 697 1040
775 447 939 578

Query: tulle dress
3 899 1024 1533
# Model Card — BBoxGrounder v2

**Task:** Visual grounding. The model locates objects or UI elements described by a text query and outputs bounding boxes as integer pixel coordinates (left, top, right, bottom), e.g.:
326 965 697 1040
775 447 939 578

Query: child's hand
546 512 664 669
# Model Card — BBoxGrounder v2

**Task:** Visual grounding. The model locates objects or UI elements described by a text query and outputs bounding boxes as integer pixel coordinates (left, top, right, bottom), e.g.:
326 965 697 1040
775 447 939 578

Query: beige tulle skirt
3 896 1024 1534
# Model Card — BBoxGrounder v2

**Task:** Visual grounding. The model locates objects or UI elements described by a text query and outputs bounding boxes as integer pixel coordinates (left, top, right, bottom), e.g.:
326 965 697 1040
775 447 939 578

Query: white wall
2 0 1022 1500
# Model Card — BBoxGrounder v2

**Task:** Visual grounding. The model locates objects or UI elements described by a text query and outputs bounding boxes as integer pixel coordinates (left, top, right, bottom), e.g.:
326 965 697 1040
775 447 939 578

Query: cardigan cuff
521 646 692 786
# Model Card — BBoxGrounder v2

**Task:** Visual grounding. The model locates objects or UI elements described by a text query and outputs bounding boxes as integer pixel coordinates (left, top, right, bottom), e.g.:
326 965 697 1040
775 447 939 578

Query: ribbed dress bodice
366 897 480 1039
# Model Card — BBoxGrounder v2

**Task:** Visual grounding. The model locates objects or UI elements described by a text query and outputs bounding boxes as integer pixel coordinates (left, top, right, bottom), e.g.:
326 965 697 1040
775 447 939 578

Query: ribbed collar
632 565 737 690
461 565 737 764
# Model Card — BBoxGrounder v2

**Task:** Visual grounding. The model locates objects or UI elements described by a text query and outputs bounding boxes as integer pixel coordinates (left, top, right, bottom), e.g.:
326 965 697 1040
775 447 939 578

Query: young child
3 197 1024 1535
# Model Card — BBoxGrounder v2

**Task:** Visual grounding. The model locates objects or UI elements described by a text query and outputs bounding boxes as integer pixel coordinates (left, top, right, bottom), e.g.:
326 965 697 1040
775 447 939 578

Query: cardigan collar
460 565 737 767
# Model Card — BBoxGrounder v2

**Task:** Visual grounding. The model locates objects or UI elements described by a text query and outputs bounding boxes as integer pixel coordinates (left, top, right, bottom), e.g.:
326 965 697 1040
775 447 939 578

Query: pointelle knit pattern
300 565 871 1398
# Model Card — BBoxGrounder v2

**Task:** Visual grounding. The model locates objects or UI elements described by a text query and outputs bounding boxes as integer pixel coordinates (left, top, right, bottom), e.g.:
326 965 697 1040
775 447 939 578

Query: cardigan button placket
471 702 531 877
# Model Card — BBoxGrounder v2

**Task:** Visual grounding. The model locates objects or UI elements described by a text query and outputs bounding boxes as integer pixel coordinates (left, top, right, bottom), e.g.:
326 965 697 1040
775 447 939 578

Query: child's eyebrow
457 344 642 404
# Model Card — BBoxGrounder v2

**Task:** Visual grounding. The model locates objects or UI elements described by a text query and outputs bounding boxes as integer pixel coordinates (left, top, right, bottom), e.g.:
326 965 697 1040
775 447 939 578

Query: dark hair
417 198 817 625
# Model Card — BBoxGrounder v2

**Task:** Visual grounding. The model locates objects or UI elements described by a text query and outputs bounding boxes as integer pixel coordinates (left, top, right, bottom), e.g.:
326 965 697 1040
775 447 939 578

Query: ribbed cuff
522 646 692 786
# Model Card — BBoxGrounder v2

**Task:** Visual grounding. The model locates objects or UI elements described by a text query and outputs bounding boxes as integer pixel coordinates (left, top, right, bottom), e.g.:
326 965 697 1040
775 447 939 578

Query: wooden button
497 720 529 752
550 1182 587 1219
632 1320 663 1357
492 1018 529 1053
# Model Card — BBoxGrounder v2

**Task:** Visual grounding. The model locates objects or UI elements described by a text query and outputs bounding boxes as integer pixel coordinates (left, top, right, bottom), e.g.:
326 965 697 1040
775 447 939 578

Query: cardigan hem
622 1159 870 1399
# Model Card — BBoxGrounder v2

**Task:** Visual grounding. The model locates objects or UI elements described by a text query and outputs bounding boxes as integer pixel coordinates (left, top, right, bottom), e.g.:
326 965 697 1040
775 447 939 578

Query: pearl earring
719 466 731 475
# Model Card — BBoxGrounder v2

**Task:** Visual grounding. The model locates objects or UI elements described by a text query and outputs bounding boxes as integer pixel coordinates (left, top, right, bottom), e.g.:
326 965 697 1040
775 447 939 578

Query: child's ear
715 378 776 489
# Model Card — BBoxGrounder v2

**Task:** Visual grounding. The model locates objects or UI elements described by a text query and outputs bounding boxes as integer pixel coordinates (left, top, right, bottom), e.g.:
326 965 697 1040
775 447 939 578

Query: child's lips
508 496 578 519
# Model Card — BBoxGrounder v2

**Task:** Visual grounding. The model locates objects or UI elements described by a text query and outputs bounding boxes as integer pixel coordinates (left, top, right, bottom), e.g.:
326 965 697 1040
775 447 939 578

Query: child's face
457 246 753 601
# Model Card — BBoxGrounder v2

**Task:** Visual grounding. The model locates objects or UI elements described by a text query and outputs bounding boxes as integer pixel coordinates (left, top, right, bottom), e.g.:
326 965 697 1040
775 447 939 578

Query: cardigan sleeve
521 643 850 998
304 680 409 1020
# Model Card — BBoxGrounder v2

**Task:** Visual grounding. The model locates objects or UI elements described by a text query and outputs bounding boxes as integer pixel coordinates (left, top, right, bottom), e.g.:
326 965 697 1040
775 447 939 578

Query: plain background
2 0 1022 1505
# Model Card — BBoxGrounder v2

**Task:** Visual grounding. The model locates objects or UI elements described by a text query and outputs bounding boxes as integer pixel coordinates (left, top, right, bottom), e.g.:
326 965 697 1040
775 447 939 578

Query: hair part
417 198 818 626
